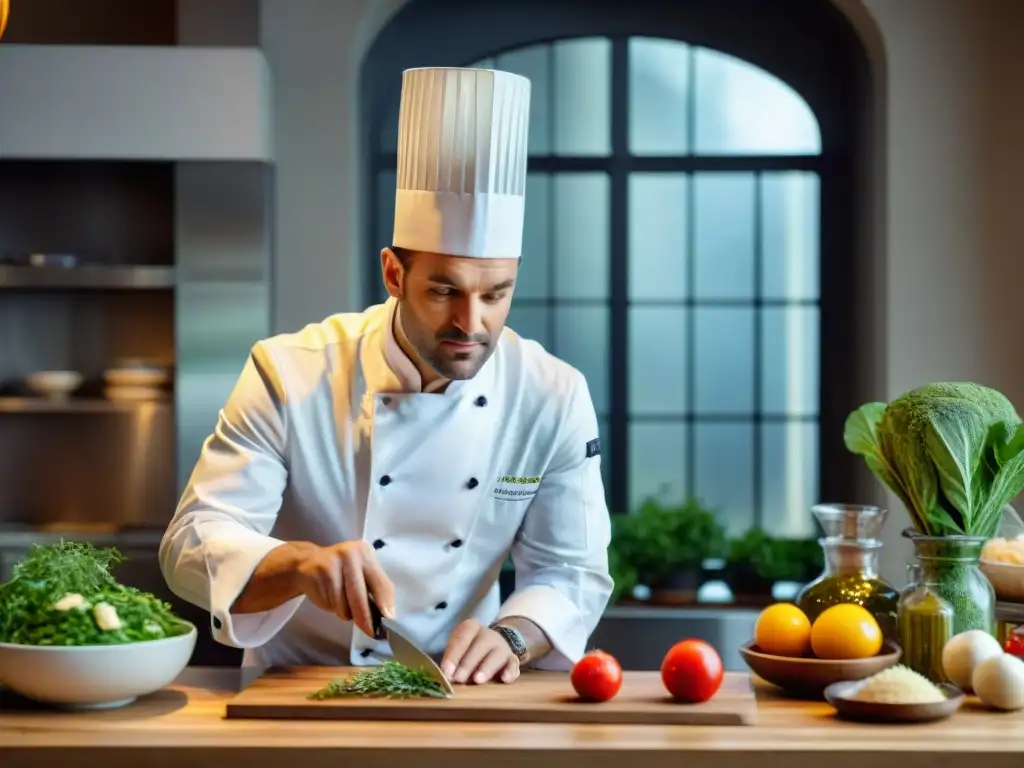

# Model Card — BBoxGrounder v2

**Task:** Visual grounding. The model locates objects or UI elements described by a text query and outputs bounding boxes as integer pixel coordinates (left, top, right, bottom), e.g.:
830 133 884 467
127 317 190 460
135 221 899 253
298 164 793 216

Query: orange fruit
0 0 9 41
754 603 812 657
810 603 883 660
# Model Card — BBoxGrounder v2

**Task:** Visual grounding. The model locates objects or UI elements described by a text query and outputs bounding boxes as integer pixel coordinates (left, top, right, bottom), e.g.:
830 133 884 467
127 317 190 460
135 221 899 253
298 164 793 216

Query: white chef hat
392 67 531 260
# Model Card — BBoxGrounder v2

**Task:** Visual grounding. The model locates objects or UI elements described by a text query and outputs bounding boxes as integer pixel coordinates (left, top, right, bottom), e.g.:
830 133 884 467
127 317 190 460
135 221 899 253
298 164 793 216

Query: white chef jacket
159 297 613 670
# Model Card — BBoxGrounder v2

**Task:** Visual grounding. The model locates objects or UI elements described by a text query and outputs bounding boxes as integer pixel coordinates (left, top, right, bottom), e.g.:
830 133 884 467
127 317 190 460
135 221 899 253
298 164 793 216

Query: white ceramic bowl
0 623 197 710
25 370 83 398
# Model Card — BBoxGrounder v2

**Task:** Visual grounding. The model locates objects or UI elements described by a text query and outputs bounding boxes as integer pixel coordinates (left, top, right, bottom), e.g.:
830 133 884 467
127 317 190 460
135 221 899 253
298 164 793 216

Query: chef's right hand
294 540 396 636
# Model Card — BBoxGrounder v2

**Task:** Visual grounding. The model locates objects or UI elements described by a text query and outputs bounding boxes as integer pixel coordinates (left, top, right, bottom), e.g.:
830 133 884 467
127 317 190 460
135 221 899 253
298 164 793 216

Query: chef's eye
430 287 456 297
483 292 506 302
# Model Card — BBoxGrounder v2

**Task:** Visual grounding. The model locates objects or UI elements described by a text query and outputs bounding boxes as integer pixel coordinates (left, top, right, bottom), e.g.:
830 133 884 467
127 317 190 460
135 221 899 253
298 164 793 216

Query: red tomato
661 638 724 703
571 650 623 702
1006 632 1024 659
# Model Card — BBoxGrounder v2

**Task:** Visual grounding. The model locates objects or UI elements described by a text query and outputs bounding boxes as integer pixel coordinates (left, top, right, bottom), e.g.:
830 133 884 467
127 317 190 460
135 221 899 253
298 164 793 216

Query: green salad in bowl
0 540 192 646
0 541 197 709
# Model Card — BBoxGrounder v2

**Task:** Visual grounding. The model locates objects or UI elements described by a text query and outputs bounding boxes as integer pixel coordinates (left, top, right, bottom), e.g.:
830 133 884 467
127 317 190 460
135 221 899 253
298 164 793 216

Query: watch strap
489 622 527 659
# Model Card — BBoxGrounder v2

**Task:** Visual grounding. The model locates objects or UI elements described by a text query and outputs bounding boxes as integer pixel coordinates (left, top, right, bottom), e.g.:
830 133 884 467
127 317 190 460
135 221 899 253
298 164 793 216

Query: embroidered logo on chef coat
493 474 542 501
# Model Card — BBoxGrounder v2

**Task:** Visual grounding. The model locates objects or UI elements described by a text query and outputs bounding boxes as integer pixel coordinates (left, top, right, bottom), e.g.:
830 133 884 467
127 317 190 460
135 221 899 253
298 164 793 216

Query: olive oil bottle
795 503 899 642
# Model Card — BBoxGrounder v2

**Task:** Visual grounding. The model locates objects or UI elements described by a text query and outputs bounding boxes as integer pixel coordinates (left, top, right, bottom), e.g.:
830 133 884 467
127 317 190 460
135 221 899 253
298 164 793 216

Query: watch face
492 624 527 658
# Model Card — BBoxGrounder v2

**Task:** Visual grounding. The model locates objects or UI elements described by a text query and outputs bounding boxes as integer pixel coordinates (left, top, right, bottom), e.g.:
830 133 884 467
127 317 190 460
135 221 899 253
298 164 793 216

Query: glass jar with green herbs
903 529 995 636
898 562 954 682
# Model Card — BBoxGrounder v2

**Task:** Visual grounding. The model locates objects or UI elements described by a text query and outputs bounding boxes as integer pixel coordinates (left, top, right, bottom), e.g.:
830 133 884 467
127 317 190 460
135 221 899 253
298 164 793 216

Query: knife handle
367 593 386 641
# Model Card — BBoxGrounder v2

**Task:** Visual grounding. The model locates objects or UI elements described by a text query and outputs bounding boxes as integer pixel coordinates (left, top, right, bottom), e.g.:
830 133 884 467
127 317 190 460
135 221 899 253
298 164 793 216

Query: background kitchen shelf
0 397 172 414
0 8 275 672
0 265 176 290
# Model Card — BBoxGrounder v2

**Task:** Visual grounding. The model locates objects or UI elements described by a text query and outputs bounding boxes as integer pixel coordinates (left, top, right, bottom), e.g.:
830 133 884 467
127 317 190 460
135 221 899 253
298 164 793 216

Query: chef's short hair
389 246 521 269
390 246 414 268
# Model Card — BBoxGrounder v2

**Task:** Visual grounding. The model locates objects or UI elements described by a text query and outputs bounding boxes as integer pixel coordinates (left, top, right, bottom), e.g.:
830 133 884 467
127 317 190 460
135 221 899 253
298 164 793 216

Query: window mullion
547 44 557 353
753 172 764 530
684 43 697 504
609 36 629 515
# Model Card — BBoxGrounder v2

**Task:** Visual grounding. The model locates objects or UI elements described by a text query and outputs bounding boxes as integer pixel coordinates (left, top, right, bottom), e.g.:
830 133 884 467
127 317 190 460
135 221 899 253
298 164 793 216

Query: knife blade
368 596 455 696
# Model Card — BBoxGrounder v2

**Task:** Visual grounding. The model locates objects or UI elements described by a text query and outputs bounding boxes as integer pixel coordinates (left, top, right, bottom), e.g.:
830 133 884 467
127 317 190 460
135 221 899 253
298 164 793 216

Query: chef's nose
452 297 485 336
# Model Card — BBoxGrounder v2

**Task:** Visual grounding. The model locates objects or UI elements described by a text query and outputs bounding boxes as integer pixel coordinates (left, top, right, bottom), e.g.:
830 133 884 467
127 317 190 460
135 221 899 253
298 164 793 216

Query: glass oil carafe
898 561 954 683
795 503 899 642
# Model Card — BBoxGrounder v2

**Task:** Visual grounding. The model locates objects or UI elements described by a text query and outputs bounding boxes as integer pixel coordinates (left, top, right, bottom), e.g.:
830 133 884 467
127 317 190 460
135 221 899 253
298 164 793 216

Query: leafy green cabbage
844 382 1024 537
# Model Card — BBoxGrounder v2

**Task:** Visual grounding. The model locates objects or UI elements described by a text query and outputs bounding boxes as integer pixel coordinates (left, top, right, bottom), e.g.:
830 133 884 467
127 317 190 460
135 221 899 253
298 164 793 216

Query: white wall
259 0 406 332
260 0 1024 584
838 0 1024 581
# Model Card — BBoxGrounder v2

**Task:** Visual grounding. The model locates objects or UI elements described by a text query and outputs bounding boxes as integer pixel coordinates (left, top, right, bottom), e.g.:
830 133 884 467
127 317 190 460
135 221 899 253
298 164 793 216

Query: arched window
363 0 873 539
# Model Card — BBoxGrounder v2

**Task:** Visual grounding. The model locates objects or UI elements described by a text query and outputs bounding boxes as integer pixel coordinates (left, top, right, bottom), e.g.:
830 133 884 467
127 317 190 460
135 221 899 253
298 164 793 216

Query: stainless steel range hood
0 45 271 161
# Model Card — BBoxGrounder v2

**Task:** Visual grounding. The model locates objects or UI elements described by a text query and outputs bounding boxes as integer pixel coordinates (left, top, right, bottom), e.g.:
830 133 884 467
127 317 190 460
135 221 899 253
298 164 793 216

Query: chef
159 66 613 685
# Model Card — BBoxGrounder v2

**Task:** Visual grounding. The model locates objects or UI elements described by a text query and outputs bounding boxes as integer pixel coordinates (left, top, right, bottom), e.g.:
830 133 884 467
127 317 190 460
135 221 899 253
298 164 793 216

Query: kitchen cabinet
0 1 264 669
0 42 275 533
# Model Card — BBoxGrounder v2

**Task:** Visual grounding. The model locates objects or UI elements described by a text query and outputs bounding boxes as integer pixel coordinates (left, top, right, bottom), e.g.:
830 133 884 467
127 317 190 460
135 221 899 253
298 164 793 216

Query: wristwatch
489 622 528 660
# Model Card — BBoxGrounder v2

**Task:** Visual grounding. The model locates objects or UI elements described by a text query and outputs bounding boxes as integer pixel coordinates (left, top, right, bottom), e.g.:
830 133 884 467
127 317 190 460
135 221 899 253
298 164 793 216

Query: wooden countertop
3 667 1024 768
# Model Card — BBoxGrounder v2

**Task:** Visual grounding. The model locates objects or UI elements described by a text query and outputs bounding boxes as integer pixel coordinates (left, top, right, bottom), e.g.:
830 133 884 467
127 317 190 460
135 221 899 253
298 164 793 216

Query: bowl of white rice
824 665 964 722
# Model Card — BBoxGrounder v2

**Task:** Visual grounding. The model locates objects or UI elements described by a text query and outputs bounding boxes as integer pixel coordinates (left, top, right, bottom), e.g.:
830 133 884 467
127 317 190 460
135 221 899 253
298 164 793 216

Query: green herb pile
727 527 823 583
844 382 1024 538
0 541 191 646
609 498 728 592
308 661 449 700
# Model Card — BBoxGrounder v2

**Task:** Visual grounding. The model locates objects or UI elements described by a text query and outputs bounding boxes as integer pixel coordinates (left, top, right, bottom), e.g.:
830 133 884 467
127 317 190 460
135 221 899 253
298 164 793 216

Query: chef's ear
381 247 406 299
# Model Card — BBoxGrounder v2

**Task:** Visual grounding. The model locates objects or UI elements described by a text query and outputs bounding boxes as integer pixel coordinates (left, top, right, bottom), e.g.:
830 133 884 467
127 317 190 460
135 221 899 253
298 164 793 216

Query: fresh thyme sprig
6 540 123 600
309 661 450 700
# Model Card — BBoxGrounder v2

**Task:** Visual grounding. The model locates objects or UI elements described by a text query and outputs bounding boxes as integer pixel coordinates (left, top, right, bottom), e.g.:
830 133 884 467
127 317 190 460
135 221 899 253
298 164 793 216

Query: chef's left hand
440 619 520 685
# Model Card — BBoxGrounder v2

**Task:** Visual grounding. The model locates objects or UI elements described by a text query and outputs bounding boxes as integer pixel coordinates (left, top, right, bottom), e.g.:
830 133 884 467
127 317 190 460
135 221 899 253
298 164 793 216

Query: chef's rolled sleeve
159 342 303 649
497 371 613 670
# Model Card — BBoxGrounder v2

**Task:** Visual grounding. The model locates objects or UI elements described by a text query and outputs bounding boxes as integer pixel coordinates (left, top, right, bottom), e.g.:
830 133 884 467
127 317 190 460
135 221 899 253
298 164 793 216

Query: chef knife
367 596 455 696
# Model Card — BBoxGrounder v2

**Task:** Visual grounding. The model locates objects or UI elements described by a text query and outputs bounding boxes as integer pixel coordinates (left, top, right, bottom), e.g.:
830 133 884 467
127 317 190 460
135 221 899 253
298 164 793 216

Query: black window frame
361 0 875 521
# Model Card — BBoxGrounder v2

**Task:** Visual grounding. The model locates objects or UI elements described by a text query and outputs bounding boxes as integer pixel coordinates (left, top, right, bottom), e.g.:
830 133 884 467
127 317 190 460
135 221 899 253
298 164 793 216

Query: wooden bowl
824 680 964 723
739 639 902 698
981 559 1024 602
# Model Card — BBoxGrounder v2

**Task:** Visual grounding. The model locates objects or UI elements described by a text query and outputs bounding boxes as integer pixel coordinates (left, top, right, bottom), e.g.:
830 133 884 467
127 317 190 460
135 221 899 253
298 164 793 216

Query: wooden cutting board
224 666 757 725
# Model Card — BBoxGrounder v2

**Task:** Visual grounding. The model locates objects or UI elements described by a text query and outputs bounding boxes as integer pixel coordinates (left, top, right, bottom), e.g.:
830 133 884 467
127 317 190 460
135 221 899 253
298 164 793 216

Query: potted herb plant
726 527 823 598
788 536 826 583
609 497 728 605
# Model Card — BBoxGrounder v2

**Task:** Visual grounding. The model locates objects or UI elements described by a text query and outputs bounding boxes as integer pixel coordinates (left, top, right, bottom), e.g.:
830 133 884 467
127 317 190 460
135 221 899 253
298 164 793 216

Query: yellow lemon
810 603 883 660
754 602 812 657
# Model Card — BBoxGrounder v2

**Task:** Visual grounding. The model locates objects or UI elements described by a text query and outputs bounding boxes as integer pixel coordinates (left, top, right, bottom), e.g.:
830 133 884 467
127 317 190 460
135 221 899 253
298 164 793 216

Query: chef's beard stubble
396 297 497 381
